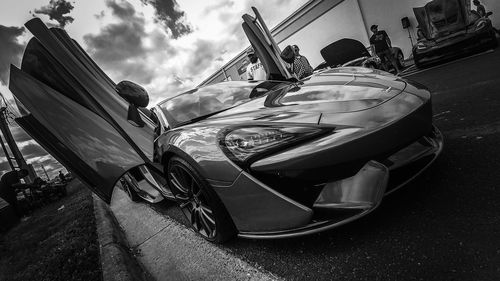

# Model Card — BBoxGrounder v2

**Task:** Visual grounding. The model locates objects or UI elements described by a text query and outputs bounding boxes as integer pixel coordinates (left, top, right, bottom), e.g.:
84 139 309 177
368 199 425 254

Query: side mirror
117 81 149 127
116 80 149 107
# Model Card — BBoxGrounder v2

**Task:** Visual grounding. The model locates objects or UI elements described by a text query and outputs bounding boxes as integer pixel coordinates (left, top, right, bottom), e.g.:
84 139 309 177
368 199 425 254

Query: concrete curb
110 188 283 281
93 194 152 281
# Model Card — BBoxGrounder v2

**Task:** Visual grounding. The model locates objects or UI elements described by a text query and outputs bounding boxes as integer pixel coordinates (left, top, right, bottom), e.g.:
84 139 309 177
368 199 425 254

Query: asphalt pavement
150 47 500 281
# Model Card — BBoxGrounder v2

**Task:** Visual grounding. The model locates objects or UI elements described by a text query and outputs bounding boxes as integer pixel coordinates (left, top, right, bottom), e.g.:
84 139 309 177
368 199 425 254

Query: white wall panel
277 0 368 68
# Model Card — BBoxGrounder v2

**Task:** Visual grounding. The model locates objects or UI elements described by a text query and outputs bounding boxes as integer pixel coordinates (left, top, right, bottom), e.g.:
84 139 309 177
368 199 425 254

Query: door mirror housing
117 81 149 127
116 80 149 107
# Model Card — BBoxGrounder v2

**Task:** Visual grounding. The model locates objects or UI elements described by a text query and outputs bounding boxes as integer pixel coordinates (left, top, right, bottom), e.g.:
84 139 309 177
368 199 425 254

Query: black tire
489 30 498 49
412 50 423 69
167 156 236 243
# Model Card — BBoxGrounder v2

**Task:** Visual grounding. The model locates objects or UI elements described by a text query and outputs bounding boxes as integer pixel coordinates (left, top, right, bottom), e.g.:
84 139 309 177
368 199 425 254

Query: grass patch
0 180 101 281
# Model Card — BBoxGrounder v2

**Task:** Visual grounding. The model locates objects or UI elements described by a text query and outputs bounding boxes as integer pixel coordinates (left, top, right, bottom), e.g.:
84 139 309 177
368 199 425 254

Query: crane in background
0 92 36 183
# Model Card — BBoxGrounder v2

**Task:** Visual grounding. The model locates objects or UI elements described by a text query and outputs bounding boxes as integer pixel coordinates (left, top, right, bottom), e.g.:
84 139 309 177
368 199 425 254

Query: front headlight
417 41 428 50
475 19 487 31
218 125 330 165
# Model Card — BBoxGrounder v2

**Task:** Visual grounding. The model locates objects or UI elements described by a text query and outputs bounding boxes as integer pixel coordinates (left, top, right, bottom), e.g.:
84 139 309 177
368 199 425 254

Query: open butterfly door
241 7 295 81
9 18 157 203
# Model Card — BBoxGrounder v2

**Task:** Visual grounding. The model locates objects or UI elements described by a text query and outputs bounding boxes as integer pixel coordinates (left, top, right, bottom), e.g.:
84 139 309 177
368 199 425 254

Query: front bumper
414 29 495 66
234 126 443 239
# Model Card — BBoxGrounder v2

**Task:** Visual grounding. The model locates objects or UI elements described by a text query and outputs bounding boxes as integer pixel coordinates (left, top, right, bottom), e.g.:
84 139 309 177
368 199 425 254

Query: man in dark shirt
0 169 28 216
369 24 401 74
473 0 500 36
473 0 486 17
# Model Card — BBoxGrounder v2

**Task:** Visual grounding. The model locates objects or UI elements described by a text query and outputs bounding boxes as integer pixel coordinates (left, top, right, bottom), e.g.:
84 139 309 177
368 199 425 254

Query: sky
0 0 307 178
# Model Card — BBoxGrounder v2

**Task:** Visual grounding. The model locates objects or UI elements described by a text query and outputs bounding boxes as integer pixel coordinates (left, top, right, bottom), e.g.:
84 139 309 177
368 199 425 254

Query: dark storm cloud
20 143 48 159
84 0 177 85
33 0 75 28
140 0 192 39
184 39 219 77
108 0 136 19
0 161 12 176
0 25 25 85
84 1 152 84
84 21 146 62
84 0 146 62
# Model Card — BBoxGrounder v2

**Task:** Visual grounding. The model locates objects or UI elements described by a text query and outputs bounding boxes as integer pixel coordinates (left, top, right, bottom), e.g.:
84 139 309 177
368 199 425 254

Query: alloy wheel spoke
176 166 191 189
198 210 214 237
179 200 191 209
200 207 216 225
169 162 217 239
170 172 188 194
175 193 189 201
199 203 213 214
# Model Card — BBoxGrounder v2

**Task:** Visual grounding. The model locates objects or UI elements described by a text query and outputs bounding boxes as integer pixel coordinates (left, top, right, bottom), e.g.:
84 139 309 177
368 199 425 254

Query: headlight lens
475 20 487 31
417 41 428 50
219 126 328 164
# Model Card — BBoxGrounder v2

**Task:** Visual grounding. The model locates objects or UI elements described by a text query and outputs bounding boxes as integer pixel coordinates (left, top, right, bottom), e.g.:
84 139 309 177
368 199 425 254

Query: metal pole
41 165 50 181
0 131 15 170
0 106 33 183
0 108 27 167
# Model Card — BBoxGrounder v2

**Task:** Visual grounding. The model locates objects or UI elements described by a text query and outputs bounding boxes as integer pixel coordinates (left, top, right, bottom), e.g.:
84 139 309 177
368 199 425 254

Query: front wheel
167 156 236 243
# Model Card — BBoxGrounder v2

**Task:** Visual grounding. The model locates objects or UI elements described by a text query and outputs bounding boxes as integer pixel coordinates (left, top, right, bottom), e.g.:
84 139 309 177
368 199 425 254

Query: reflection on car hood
202 68 407 125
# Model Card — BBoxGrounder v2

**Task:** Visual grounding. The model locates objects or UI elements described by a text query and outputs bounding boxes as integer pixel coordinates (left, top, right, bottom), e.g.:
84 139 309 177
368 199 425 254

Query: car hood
204 68 407 125
414 0 474 39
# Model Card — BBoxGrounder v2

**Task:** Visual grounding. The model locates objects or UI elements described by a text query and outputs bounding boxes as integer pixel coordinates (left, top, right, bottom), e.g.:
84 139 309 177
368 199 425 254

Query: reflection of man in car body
246 48 267 80
0 169 28 216
369 24 401 74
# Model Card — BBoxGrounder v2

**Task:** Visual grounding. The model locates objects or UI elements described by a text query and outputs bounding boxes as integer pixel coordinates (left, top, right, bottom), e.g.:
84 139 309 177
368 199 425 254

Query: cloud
184 39 220 76
84 0 183 99
10 123 33 144
79 0 306 105
140 0 192 39
84 0 157 84
33 0 75 28
202 0 234 14
0 25 25 85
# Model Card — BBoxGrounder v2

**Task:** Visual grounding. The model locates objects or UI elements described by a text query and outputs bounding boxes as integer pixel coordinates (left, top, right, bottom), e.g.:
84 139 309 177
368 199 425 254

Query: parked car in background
10 9 442 243
315 38 405 73
413 0 498 68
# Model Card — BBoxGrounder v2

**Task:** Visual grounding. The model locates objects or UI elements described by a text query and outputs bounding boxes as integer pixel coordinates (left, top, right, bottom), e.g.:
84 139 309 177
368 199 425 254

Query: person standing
0 169 28 216
473 0 486 17
292 45 313 79
58 171 66 184
246 49 267 80
369 24 401 74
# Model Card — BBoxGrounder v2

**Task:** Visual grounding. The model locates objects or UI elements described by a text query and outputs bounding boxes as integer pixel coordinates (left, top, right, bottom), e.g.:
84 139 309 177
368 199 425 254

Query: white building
200 0 500 86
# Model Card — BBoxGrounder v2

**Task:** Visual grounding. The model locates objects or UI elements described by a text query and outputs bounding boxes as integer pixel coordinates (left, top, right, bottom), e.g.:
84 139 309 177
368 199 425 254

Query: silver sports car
9 8 442 243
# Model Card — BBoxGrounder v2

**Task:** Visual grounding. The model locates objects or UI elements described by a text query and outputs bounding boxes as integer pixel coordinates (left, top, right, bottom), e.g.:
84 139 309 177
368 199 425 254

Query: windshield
158 81 285 128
